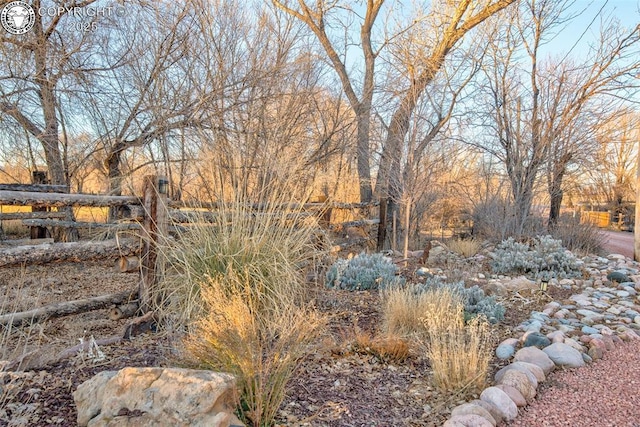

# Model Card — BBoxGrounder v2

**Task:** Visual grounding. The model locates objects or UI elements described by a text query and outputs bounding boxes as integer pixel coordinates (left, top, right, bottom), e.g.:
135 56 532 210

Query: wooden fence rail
0 177 380 326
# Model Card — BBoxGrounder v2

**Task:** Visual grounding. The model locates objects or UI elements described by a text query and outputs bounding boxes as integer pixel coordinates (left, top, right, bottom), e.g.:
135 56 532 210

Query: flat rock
73 367 242 427
542 342 585 368
480 387 518 421
514 346 555 375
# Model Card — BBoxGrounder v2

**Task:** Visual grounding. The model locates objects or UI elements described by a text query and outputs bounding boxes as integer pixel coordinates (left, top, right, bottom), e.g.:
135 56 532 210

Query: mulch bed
0 258 574 427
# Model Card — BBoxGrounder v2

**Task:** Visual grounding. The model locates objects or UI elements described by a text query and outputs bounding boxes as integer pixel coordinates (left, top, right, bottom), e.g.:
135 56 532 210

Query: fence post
140 176 169 314
30 171 48 239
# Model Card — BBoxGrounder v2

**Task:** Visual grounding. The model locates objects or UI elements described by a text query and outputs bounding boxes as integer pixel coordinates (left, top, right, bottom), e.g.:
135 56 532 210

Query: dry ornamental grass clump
419 288 492 393
158 188 327 427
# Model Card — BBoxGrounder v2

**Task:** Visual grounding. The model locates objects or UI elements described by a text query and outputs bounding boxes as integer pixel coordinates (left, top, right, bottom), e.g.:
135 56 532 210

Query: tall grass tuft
184 272 324 426
447 238 482 258
159 186 327 427
381 286 431 338
419 287 492 393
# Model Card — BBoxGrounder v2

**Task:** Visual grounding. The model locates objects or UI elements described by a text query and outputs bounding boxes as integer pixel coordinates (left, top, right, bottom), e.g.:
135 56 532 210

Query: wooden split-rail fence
0 176 379 328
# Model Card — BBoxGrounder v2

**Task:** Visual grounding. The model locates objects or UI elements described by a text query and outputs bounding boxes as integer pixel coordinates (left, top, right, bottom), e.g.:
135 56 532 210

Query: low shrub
161 189 326 427
414 278 505 324
326 252 405 291
491 235 582 280
550 214 605 255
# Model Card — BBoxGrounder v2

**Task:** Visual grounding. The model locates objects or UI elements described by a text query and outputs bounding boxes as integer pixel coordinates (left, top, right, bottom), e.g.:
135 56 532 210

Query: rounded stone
469 400 504 425
496 343 516 360
523 332 551 349
443 414 494 427
497 369 537 403
451 403 497 426
514 346 555 375
494 364 538 389
543 342 586 368
480 387 518 421
495 384 527 407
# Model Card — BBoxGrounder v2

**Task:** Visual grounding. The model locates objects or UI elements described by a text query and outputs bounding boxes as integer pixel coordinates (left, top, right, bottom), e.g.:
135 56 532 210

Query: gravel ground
503 340 640 427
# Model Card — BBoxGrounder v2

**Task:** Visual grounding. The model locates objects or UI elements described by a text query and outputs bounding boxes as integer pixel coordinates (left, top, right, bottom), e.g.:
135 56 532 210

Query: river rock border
442 253 640 427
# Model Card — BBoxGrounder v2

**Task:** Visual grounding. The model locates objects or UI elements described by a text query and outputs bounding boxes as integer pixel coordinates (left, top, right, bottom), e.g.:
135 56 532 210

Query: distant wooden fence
581 211 611 228
0 176 379 326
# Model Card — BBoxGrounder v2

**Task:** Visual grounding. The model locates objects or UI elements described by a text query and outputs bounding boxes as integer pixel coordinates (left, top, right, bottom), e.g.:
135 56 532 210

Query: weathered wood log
0 238 54 247
169 210 314 224
0 238 140 268
117 255 140 272
22 219 142 231
0 289 137 327
4 335 123 371
0 211 67 220
0 183 69 193
108 302 139 320
0 190 139 208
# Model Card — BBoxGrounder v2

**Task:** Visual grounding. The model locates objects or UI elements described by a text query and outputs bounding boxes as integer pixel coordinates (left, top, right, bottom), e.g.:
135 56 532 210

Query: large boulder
73 367 243 427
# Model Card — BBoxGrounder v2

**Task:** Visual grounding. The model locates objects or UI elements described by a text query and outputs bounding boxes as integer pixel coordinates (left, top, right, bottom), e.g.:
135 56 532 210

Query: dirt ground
0 247 569 427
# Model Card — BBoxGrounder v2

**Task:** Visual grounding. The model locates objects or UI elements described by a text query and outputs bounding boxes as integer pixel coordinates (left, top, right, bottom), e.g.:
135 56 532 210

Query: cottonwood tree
542 25 640 227
476 0 640 236
583 111 639 212
271 0 387 202
274 0 516 250
77 1 214 203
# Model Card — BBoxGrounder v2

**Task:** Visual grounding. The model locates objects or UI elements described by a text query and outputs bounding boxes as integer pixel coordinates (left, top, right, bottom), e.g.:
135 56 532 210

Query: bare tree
0 0 106 186
271 0 388 202
476 0 640 236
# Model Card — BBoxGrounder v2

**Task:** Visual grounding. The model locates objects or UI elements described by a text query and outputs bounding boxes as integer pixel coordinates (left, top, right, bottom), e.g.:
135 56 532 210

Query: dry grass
381 286 432 338
419 288 492 393
160 186 327 426
447 238 482 258
184 272 324 427
349 327 411 363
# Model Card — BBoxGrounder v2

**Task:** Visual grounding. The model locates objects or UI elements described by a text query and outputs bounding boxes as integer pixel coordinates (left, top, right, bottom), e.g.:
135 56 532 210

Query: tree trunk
548 168 565 228
356 110 373 203
107 141 126 222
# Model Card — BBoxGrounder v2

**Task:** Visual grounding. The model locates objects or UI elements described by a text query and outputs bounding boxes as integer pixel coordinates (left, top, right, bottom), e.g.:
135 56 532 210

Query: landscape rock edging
442 252 640 426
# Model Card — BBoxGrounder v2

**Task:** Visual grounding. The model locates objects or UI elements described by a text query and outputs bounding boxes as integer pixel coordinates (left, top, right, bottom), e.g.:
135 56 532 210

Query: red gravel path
503 340 640 427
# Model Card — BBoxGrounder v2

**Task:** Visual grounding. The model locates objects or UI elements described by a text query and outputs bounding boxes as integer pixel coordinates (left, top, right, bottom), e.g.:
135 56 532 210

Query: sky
541 0 640 58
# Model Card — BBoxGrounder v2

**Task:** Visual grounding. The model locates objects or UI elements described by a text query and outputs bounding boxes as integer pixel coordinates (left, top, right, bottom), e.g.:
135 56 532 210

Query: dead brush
332 323 412 363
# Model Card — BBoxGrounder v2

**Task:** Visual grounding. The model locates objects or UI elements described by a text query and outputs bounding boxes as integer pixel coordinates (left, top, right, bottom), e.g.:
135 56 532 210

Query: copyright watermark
1 1 126 34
